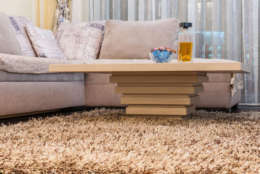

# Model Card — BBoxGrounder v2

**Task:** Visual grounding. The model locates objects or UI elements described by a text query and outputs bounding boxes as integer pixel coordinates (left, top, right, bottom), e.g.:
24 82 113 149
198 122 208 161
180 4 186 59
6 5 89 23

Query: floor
1 105 260 125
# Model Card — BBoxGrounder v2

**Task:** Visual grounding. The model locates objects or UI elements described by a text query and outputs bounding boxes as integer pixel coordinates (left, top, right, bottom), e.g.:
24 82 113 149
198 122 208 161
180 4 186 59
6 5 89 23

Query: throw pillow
99 18 180 59
9 16 36 57
25 25 65 59
88 21 105 32
56 21 105 37
0 13 21 55
56 24 103 60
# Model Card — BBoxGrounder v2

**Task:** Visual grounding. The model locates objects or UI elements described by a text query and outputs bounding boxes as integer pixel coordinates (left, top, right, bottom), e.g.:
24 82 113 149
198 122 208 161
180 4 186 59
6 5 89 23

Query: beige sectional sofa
0 54 242 118
0 13 243 118
0 69 241 118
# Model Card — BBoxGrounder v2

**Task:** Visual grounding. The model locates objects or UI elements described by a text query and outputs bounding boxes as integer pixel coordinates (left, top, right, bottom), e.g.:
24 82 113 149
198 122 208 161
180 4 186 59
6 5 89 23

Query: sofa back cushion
9 16 36 57
56 23 103 61
25 25 65 59
99 18 179 59
0 13 21 55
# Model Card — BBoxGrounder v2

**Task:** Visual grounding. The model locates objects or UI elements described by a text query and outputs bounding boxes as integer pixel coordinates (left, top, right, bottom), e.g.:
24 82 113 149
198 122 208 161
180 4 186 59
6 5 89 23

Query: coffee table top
49 58 248 73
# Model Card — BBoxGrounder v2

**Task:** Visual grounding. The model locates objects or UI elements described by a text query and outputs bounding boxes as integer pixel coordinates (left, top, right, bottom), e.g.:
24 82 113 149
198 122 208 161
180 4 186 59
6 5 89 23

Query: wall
0 0 34 21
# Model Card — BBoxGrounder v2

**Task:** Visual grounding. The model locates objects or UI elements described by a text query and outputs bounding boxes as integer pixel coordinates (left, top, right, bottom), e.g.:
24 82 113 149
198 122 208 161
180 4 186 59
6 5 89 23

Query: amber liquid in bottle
178 42 193 62
178 22 193 62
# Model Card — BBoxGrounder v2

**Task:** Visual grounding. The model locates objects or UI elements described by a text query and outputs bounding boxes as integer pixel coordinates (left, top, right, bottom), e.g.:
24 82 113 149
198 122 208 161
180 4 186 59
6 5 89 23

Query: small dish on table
150 47 177 63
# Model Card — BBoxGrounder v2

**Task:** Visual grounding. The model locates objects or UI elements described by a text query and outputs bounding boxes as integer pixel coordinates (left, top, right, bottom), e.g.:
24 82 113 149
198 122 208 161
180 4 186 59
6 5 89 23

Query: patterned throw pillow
25 25 65 59
56 21 105 36
88 21 105 32
9 16 36 57
56 24 103 60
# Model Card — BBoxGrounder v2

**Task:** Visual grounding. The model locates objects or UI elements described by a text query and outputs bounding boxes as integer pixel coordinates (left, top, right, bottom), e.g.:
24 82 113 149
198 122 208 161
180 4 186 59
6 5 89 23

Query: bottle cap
179 22 192 29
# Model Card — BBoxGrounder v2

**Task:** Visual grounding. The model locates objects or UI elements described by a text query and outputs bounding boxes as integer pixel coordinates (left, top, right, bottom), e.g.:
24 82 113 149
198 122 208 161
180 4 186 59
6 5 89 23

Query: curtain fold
36 0 57 30
54 0 72 31
36 0 72 31
72 0 259 104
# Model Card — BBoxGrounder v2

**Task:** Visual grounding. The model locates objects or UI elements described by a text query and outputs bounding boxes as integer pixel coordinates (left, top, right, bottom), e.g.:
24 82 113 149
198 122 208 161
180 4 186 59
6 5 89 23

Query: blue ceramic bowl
150 50 173 63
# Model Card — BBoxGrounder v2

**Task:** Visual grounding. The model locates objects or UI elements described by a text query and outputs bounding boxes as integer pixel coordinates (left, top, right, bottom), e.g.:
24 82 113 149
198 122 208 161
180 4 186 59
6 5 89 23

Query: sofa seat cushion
0 71 84 82
0 54 240 74
86 73 111 84
0 53 84 74
85 73 121 106
207 73 232 82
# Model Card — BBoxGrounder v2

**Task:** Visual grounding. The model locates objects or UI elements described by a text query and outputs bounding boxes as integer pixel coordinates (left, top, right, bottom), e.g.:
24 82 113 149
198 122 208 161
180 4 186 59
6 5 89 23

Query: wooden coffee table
49 59 247 118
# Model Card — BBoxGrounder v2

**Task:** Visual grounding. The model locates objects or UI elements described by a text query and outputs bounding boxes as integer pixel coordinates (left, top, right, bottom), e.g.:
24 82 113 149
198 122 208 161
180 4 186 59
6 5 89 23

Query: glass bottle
178 22 193 62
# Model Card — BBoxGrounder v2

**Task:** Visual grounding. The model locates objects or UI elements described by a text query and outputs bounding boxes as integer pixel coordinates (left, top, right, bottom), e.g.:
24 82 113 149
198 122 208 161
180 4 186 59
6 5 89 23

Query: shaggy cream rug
0 109 259 174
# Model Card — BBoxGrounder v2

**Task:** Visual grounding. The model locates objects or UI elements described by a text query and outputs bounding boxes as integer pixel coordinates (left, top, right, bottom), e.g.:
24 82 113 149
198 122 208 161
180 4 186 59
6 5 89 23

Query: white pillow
0 13 21 55
56 24 103 60
25 25 65 59
9 16 36 57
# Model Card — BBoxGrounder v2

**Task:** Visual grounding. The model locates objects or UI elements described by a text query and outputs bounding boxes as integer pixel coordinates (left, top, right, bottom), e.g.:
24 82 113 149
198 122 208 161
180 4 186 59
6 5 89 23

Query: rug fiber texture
0 109 259 174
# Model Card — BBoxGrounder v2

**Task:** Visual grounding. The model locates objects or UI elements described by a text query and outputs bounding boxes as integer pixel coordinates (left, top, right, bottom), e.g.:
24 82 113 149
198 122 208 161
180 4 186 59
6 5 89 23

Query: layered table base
110 72 208 118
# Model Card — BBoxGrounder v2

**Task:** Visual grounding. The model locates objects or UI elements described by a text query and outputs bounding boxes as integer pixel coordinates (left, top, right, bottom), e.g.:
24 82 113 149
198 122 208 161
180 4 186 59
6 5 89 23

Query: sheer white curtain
72 0 259 104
